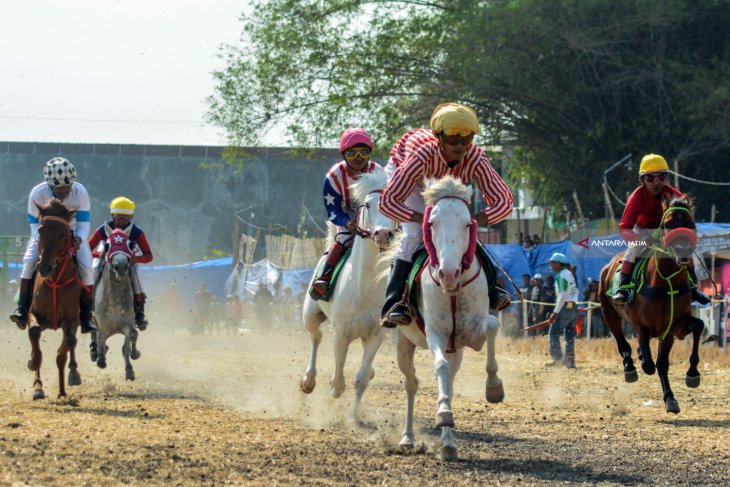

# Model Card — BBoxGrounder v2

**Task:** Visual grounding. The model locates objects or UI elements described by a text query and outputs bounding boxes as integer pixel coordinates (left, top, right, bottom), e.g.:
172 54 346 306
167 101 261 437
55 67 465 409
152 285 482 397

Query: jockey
9 157 97 333
88 197 154 330
611 154 710 305
379 102 514 328
309 128 384 300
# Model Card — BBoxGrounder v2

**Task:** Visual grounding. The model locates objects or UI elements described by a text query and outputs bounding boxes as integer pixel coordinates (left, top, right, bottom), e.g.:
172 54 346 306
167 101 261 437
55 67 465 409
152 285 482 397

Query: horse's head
351 171 397 251
423 176 476 293
106 229 133 277
36 200 75 277
661 194 696 267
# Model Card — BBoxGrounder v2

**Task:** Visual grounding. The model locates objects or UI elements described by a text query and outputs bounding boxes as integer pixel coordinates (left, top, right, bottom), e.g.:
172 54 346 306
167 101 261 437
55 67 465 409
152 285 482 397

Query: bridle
352 190 395 246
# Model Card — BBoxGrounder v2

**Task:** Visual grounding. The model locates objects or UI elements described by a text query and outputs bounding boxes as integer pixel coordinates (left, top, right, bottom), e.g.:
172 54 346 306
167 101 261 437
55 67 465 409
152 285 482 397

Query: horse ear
67 209 77 221
35 202 46 216
682 193 695 207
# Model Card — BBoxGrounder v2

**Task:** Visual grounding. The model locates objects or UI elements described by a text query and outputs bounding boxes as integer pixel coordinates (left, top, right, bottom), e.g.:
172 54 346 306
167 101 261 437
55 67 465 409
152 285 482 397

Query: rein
39 216 88 330
353 190 384 239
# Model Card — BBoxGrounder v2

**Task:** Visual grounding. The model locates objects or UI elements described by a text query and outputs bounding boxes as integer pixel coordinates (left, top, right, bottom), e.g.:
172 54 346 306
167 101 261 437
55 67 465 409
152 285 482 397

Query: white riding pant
21 237 94 286
622 225 652 264
385 158 426 263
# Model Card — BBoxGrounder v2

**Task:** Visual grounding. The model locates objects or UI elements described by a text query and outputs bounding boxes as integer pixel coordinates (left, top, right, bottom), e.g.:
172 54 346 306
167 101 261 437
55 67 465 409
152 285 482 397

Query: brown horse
598 194 704 414
27 200 84 400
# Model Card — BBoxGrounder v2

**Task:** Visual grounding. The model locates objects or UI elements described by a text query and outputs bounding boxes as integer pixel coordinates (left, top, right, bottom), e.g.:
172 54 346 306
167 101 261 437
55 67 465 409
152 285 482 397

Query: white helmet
43 157 77 187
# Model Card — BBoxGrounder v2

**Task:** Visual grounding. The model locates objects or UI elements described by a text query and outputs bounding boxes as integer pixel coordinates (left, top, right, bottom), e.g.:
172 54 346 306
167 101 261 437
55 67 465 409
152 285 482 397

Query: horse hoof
68 371 81 386
435 411 454 428
642 363 656 375
331 386 345 399
32 389 45 401
440 445 458 462
685 374 701 388
486 383 505 403
131 350 141 360
90 350 98 362
97 358 107 369
300 378 315 394
398 437 414 450
126 368 136 382
27 360 40 372
665 399 680 414
624 369 639 383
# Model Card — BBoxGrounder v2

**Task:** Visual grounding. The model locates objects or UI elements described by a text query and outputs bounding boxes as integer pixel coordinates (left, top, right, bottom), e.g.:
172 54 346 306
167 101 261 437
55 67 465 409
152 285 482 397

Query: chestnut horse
598 194 704 414
27 200 84 400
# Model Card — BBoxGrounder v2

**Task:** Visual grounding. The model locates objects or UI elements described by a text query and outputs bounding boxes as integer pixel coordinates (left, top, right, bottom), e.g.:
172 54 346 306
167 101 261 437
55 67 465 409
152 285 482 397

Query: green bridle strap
652 206 692 239
652 253 687 341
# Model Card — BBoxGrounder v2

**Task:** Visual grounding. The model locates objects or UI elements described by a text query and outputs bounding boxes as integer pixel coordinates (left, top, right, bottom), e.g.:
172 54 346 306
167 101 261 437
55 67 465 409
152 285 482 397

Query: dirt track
1 324 728 486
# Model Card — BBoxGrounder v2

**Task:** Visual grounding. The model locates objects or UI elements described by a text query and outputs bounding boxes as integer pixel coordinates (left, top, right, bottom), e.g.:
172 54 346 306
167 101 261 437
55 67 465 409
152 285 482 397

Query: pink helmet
339 128 373 153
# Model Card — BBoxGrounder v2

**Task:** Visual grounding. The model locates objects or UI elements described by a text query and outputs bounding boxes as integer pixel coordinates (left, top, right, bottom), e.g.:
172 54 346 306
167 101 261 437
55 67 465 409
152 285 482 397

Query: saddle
608 254 691 304
405 245 497 334
307 248 352 302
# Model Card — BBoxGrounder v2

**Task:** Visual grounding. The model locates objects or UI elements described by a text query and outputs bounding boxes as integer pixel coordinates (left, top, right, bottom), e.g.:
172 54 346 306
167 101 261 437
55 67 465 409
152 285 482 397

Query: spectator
543 274 557 319
254 282 274 325
225 295 242 333
522 235 535 249
582 278 607 337
517 274 532 327
532 234 542 245
546 253 579 368
529 274 544 326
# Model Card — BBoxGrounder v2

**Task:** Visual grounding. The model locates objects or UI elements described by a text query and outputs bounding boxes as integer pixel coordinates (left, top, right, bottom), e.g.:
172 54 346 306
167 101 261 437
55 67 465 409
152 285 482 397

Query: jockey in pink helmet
309 128 384 300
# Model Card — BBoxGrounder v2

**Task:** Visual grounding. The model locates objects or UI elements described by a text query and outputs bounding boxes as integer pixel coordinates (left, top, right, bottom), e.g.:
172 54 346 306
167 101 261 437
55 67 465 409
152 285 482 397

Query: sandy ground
0 321 728 486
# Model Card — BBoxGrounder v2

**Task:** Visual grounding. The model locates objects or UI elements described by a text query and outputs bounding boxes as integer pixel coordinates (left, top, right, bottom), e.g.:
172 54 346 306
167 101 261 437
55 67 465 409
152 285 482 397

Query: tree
208 0 730 220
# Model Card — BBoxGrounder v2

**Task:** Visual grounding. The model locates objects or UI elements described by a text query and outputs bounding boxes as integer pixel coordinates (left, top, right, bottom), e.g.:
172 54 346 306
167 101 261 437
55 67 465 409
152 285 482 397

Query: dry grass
0 325 728 486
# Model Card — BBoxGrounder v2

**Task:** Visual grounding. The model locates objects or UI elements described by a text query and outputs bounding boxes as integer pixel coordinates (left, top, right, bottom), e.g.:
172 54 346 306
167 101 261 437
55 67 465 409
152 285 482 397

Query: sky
0 0 270 146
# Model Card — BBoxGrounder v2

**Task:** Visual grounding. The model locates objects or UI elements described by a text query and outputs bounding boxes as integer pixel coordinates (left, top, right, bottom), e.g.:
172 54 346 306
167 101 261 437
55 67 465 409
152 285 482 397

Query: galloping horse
300 171 397 420
90 228 141 380
27 200 84 400
598 194 704 414
387 176 503 461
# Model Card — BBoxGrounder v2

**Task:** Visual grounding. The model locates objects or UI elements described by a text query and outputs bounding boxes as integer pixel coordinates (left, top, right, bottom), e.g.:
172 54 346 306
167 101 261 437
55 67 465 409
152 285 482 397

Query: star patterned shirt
323 160 383 228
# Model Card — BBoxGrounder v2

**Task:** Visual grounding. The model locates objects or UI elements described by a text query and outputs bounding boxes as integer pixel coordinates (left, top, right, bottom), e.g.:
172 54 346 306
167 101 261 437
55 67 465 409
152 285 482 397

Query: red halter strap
353 190 383 239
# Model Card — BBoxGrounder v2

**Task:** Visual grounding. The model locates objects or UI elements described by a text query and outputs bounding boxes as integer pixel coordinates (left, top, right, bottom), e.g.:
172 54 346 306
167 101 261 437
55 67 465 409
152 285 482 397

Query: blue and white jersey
323 160 383 228
27 182 91 240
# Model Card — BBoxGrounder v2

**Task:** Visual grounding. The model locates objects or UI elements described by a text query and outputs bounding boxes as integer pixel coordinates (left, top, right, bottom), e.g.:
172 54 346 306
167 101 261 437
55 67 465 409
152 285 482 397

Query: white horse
300 171 397 420
388 176 504 461
90 229 140 381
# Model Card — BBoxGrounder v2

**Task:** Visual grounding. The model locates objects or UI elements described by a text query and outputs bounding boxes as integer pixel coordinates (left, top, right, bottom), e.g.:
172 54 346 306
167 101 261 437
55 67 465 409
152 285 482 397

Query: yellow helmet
110 196 135 216
430 102 480 136
639 154 669 175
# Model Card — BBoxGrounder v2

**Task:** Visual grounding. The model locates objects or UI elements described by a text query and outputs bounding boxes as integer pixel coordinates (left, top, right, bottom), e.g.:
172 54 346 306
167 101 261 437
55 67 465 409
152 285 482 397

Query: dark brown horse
27 200 84 400
598 194 704 414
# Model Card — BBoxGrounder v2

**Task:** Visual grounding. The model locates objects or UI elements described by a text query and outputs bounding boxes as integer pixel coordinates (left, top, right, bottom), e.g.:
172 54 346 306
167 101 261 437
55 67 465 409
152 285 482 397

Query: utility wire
0 115 202 124
668 170 730 186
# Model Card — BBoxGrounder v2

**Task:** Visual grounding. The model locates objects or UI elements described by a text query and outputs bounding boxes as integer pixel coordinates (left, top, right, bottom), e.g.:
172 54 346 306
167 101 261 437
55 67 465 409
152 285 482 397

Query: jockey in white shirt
9 157 97 333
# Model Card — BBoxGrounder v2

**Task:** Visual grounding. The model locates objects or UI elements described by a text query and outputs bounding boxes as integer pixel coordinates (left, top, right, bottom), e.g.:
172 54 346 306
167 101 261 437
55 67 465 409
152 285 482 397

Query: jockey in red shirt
309 128 383 300
88 197 154 329
379 103 514 328
611 154 710 305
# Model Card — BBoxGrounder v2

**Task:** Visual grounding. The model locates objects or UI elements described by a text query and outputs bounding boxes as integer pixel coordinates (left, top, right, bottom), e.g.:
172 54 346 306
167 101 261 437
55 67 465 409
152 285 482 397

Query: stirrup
384 303 411 327
80 317 98 334
612 289 629 305
309 280 329 301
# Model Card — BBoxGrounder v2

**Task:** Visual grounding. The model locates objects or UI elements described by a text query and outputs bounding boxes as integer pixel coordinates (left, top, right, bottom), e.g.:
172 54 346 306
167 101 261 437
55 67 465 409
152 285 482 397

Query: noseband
353 190 390 241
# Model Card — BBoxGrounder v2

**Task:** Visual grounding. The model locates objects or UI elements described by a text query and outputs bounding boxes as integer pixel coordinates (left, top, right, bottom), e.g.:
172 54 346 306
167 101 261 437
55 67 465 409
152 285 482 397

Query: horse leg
300 304 325 394
27 324 43 372
439 348 462 462
637 328 655 375
685 317 703 388
657 337 679 414
122 328 136 381
599 292 637 382
428 333 454 429
32 370 45 401
329 330 349 399
66 328 80 387
396 330 418 449
56 333 69 398
484 315 504 403
89 330 98 362
130 325 141 360
95 329 108 369
352 333 383 422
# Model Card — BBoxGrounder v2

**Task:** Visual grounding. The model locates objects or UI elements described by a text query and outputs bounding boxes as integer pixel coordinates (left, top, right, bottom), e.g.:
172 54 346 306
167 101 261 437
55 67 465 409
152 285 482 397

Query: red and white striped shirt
380 128 514 223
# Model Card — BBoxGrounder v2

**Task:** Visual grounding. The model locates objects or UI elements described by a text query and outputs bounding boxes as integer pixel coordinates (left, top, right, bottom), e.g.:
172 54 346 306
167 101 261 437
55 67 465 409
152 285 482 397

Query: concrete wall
0 142 339 264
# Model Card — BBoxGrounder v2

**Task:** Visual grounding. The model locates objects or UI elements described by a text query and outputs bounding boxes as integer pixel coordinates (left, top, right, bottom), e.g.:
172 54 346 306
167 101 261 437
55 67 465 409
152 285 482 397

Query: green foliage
208 0 730 220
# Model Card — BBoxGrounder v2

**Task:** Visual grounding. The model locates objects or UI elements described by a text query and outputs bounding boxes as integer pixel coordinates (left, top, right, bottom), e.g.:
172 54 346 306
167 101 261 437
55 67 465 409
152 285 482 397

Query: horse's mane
38 199 72 218
351 171 388 204
422 175 473 206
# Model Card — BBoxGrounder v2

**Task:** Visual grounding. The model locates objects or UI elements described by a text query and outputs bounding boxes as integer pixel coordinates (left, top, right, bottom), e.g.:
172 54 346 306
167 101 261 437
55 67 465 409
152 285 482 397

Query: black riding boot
488 284 512 311
687 267 711 305
380 258 414 328
611 272 632 305
9 278 34 330
79 287 97 334
134 296 149 331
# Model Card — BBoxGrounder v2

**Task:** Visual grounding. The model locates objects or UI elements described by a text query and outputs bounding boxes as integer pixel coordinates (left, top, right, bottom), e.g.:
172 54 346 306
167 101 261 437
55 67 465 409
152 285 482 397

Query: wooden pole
673 159 680 190
602 182 616 232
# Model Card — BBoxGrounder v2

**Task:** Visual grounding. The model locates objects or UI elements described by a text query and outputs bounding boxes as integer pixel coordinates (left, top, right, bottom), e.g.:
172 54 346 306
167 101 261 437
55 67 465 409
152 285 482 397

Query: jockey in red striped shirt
379 102 514 328
309 128 384 300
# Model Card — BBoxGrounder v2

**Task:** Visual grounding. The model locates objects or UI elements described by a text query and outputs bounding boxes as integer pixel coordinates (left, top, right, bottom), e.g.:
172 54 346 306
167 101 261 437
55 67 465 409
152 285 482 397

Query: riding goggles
438 132 475 146
344 148 371 160
643 172 667 183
